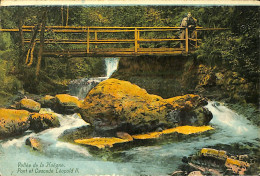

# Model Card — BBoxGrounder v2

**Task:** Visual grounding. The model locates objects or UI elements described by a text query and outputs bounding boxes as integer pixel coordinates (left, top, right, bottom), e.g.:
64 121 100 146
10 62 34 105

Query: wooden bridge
0 26 227 57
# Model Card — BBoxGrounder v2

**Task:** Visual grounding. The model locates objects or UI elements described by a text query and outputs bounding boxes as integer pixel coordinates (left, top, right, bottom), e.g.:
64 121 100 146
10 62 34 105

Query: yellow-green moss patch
18 98 41 112
132 126 214 140
162 125 214 135
74 137 129 149
56 94 81 107
0 108 30 138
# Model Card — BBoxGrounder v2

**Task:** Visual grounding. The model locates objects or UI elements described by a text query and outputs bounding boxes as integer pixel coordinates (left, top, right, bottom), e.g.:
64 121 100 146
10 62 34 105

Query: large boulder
28 112 60 132
16 98 41 112
0 109 30 139
39 95 55 108
80 78 212 134
54 94 82 114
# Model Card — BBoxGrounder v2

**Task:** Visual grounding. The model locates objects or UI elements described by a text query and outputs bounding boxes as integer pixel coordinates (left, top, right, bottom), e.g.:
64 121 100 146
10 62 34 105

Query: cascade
105 58 119 77
68 58 119 99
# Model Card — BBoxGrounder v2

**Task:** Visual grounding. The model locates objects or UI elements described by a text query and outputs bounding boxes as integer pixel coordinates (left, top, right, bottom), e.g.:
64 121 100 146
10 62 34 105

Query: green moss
58 126 94 143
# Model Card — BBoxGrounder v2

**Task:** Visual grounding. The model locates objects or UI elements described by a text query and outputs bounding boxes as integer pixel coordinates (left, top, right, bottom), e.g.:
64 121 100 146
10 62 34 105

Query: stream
0 58 259 176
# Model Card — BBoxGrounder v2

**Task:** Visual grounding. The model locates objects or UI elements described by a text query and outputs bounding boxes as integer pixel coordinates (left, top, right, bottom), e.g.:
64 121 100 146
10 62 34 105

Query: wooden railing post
137 30 140 49
135 28 138 53
185 27 189 53
87 27 90 53
94 31 97 48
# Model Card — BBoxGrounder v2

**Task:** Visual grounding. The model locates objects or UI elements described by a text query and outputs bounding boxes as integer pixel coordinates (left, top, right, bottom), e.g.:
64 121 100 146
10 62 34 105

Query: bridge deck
43 48 193 57
0 26 228 57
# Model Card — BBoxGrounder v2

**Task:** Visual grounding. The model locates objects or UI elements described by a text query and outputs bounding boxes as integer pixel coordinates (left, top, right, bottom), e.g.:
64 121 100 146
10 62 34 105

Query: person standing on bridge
179 12 197 48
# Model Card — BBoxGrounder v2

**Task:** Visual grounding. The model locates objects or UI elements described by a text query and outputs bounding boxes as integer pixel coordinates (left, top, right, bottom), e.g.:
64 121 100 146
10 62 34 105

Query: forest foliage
0 6 259 101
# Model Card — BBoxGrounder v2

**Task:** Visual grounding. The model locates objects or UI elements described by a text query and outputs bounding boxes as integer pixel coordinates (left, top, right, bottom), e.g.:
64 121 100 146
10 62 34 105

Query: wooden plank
0 27 228 33
1 26 228 31
42 50 191 57
44 47 187 54
24 39 136 42
94 31 98 48
94 32 98 41
139 29 181 32
138 39 183 42
24 41 134 44
50 29 135 33
24 39 184 44
137 30 140 48
134 28 138 52
23 26 185 29
87 27 90 53
185 28 189 53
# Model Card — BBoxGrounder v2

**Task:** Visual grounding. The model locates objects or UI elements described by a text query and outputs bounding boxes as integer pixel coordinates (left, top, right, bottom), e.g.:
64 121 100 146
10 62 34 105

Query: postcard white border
1 0 260 6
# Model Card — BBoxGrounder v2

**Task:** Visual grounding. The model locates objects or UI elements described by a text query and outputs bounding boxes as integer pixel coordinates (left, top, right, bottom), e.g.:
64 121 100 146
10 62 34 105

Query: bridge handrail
0 26 229 56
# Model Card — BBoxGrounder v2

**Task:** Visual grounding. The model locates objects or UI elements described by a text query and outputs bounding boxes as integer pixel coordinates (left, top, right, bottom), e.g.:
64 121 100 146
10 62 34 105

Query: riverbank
112 56 259 126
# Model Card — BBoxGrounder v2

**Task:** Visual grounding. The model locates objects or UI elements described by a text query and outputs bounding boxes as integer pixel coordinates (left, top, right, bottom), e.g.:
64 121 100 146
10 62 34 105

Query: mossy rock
80 78 212 135
39 95 55 108
28 112 60 132
0 108 30 139
54 94 82 114
16 98 41 112
58 126 94 142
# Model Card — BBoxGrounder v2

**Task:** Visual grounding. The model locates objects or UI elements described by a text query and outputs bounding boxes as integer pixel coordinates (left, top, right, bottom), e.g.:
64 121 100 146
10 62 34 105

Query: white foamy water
105 58 119 77
0 101 259 175
68 58 119 99
206 101 259 142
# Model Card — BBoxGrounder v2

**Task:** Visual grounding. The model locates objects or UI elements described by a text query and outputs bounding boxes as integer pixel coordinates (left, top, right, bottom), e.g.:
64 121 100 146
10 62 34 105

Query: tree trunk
36 10 47 77
61 6 64 26
24 21 41 64
66 6 69 26
18 17 24 53
17 8 25 69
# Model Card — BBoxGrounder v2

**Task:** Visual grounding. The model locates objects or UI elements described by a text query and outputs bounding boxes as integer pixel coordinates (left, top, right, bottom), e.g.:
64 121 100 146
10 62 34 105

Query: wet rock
188 171 203 176
80 78 212 134
180 147 254 176
171 171 185 176
116 132 133 141
0 108 30 139
54 94 82 114
28 112 60 132
25 137 43 151
16 98 41 112
58 126 93 142
39 95 55 108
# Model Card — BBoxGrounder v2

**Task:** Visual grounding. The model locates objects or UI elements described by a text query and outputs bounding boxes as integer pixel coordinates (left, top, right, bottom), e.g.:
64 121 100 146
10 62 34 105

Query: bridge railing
0 26 227 56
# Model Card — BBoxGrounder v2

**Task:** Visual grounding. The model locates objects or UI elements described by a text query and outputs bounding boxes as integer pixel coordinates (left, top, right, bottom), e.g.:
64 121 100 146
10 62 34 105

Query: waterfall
68 77 107 99
68 58 119 99
105 58 119 77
